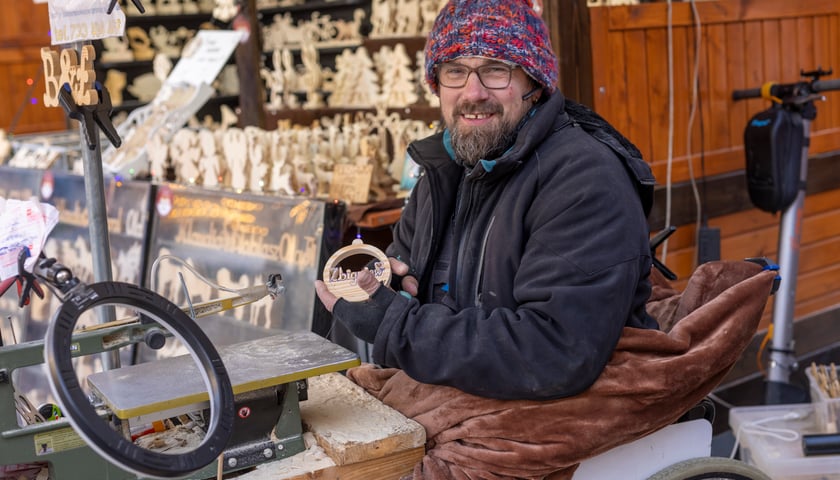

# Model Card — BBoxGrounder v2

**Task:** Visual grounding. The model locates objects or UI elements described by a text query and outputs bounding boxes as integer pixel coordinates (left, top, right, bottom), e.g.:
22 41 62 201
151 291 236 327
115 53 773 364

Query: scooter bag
743 105 804 214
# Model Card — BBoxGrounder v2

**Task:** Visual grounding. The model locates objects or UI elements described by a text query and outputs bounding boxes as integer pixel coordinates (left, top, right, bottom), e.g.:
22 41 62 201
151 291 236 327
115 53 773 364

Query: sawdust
134 423 205 453
301 373 424 446
234 432 335 479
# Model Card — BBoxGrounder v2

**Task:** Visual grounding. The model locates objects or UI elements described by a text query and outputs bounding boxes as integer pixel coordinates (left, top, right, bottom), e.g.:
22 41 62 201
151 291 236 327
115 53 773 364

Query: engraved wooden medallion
322 239 391 302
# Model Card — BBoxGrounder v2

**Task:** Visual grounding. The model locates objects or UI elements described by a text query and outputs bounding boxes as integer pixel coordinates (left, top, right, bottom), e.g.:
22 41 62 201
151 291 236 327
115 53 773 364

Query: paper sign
0 198 60 280
47 0 126 45
165 30 245 87
330 164 373 205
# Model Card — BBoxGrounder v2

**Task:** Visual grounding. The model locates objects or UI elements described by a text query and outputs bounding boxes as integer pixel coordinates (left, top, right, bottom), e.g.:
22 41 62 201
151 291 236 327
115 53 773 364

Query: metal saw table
86 330 360 477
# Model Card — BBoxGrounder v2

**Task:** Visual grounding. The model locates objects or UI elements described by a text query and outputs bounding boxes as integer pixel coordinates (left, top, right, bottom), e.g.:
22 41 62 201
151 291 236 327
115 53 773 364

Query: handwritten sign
166 30 245 87
329 163 373 205
47 0 126 45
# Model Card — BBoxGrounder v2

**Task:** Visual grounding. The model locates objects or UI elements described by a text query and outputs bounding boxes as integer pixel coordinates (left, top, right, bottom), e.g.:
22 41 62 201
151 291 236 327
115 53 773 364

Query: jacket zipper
453 173 477 306
474 214 494 307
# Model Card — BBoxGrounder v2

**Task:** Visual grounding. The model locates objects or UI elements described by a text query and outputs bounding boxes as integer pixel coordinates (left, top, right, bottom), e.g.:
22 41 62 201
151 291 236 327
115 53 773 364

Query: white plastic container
729 403 840 480
805 366 840 434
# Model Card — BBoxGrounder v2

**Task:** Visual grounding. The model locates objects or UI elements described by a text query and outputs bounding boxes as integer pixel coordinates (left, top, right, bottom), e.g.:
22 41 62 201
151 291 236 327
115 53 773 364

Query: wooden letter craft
41 45 99 108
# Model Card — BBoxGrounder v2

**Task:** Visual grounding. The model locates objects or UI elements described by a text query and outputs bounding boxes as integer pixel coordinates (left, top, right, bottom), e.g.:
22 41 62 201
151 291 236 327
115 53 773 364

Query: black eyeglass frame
435 61 519 90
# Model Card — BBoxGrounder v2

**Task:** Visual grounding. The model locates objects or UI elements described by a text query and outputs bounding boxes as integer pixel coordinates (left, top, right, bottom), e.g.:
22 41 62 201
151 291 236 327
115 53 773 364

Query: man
315 0 658 401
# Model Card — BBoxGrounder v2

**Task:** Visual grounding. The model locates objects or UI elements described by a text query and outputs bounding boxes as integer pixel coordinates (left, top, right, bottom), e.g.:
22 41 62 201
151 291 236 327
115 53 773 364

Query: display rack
94 4 237 119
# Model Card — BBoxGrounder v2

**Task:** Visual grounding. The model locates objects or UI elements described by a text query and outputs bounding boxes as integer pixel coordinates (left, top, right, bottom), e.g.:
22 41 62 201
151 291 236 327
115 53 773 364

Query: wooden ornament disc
322 239 391 302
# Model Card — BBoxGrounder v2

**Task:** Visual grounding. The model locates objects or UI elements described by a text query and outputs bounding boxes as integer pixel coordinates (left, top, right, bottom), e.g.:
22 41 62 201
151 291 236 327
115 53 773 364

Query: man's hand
314 268 383 312
314 257 418 313
390 257 418 297
313 258 415 344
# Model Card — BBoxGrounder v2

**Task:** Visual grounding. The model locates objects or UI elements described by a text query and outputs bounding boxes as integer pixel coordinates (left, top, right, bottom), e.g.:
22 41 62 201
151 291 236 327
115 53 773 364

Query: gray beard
450 117 519 166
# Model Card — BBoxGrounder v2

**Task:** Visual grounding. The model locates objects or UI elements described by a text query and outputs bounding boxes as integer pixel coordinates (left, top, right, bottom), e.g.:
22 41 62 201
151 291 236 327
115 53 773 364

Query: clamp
650 226 677 281
107 0 146 14
0 247 45 308
58 81 122 151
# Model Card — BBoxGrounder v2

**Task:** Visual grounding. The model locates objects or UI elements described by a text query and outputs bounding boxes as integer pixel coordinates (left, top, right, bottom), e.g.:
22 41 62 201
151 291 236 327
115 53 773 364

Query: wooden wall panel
579 0 840 346
645 28 669 164
588 0 840 185
0 0 67 135
658 186 840 334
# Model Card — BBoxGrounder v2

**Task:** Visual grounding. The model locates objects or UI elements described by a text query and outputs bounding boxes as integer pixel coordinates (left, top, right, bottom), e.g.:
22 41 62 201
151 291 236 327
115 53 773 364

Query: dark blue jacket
334 91 658 400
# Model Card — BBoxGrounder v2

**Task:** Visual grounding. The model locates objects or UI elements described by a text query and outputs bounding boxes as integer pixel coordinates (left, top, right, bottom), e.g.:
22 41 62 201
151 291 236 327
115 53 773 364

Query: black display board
0 165 44 201
145 184 333 347
0 168 151 332
29 170 152 337
0 168 153 406
1 168 353 406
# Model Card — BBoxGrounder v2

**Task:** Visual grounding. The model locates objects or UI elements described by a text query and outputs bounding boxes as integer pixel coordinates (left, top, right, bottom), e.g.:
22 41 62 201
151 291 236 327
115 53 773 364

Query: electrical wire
707 391 735 410
149 254 239 295
662 0 674 262
729 411 802 459
686 0 705 267
756 324 774 375
7 67 44 135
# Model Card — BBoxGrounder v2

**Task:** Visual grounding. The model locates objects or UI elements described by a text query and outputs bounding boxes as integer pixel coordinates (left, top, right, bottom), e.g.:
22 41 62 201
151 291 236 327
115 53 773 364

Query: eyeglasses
436 61 517 89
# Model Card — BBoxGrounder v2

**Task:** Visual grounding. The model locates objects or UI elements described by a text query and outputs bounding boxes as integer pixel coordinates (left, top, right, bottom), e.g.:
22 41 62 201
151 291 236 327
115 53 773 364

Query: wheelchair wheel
647 457 772 480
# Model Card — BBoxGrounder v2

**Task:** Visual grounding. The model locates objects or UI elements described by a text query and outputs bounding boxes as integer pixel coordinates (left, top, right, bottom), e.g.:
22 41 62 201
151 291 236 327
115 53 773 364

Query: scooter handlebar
813 77 840 93
733 76 840 102
732 88 762 101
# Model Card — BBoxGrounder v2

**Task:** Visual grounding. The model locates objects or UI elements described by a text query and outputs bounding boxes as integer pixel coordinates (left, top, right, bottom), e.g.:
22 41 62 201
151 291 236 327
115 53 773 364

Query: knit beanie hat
424 0 559 95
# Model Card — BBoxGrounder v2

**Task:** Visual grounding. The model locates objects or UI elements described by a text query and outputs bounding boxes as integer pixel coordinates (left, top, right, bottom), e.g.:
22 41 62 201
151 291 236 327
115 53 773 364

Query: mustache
453 101 503 117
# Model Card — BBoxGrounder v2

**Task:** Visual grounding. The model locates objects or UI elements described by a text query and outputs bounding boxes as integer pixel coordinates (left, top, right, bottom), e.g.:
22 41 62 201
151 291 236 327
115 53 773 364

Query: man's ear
522 85 542 102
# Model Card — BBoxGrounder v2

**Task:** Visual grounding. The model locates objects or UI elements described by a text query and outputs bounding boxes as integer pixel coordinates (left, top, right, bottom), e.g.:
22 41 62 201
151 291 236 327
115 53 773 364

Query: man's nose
461 71 491 100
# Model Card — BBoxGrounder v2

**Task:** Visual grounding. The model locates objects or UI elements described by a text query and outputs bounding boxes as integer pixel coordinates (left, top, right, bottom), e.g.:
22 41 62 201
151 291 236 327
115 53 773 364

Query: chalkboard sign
0 165 43 201
0 168 152 406
146 184 331 343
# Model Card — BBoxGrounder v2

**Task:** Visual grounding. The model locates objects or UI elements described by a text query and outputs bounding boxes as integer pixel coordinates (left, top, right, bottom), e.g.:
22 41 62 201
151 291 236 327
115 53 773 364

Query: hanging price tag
47 0 126 46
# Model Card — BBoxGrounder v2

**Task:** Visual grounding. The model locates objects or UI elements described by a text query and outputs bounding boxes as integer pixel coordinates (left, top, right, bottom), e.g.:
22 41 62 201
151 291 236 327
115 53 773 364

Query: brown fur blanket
347 261 776 479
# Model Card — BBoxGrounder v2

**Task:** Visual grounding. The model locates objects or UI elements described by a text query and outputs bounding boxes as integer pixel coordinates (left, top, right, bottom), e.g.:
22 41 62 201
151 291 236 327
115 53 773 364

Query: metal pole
78 94 120 372
766 119 810 388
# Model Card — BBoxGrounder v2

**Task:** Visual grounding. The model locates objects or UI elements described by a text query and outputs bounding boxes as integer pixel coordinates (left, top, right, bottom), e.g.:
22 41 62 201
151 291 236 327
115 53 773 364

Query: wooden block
302 373 425 465
239 444 423 480
236 372 425 480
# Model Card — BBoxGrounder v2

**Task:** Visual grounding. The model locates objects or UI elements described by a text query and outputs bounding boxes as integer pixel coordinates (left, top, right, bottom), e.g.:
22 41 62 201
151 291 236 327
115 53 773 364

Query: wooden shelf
355 207 403 229
122 12 215 26
258 0 367 16
265 104 440 128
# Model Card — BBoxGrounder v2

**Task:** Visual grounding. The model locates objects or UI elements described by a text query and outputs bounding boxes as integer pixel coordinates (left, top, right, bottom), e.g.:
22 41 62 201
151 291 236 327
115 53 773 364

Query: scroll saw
0 252 360 479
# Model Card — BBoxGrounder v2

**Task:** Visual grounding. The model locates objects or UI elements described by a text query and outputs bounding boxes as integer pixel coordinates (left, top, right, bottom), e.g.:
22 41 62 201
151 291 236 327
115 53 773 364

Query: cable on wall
685 0 705 264
663 0 706 270
662 0 674 262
